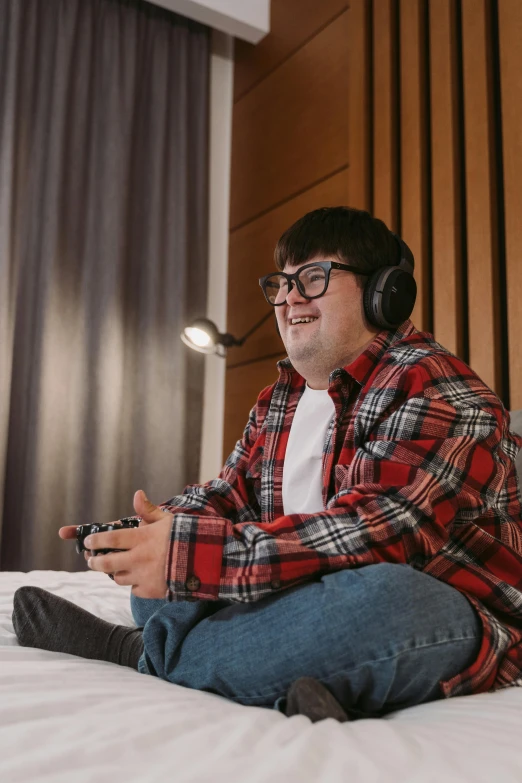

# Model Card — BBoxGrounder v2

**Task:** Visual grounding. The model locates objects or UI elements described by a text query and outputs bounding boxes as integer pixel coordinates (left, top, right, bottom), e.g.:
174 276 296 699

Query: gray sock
284 677 350 722
12 586 144 670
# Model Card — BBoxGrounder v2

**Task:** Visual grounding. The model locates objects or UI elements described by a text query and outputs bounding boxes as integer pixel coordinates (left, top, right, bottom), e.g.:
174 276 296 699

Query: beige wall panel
229 12 350 230
461 0 501 396
498 0 522 410
223 356 285 463
348 0 371 211
373 0 399 231
430 0 464 358
234 0 349 101
400 0 429 332
226 169 350 367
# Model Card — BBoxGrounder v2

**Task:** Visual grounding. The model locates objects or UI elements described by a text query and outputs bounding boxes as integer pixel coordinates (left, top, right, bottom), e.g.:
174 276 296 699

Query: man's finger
87 551 131 575
133 490 165 524
58 526 79 540
83 528 138 552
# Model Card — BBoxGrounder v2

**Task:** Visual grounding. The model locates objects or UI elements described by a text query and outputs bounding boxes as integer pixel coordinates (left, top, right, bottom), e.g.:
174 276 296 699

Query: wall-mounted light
181 311 274 357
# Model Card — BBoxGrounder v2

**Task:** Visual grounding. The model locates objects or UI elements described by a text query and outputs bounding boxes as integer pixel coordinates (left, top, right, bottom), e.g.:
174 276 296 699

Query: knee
319 563 439 627
321 563 479 640
321 563 412 599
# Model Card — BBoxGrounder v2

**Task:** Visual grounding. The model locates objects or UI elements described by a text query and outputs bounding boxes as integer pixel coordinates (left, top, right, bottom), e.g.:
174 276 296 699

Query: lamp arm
234 310 274 346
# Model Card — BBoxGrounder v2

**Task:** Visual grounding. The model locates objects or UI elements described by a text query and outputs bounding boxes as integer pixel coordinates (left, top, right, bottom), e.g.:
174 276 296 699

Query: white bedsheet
1 569 522 783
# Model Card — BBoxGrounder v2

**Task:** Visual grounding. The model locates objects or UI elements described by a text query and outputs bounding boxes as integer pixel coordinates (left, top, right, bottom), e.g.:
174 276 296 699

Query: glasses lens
263 274 288 305
298 265 326 297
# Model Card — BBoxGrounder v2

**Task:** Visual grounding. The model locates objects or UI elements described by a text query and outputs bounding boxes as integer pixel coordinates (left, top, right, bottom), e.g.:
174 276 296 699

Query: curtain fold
0 0 210 571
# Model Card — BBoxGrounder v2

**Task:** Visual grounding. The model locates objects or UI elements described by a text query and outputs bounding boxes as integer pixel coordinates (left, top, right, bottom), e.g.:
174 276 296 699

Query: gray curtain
0 0 209 571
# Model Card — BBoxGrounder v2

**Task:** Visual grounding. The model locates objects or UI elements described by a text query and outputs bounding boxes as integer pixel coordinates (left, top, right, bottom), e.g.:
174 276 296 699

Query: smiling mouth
289 316 319 326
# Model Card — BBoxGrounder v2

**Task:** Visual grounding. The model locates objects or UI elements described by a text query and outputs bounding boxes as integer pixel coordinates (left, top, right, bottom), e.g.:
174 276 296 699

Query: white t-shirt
282 384 335 515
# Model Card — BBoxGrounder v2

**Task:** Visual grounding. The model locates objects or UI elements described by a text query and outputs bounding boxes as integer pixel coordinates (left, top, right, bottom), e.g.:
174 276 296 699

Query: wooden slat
372 0 399 231
223 356 284 463
498 0 522 410
347 0 371 211
229 11 350 230
226 168 350 367
400 0 429 332
430 0 464 359
234 0 349 101
461 0 502 397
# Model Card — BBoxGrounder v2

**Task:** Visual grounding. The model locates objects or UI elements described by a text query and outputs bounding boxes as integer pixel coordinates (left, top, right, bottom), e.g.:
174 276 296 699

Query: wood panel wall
223 0 522 461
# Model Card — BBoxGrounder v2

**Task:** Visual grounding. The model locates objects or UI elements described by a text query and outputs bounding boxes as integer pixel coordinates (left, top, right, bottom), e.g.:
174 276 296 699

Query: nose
284 281 310 306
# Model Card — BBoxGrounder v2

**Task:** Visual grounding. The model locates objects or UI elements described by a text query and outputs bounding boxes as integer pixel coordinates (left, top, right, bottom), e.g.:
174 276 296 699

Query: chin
286 347 316 367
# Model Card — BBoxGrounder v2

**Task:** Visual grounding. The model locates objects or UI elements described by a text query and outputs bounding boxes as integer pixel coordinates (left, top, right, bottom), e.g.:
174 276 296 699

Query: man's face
274 256 379 388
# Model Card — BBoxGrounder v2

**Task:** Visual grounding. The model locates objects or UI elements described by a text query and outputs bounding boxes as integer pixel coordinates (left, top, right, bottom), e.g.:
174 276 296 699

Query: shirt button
271 579 281 590
186 575 201 592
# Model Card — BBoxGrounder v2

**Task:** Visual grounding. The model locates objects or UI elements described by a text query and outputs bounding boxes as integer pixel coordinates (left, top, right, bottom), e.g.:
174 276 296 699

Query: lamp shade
180 318 221 354
180 310 273 357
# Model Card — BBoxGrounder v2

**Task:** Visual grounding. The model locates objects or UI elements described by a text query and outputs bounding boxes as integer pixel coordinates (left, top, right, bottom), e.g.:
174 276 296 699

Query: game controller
76 517 141 555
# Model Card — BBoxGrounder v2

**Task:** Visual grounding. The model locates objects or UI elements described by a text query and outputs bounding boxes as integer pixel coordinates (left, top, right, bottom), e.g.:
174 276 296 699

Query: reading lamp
181 311 274 357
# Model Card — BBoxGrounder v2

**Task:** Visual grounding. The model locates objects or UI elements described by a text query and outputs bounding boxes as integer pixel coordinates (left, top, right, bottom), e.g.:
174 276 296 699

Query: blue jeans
130 563 482 718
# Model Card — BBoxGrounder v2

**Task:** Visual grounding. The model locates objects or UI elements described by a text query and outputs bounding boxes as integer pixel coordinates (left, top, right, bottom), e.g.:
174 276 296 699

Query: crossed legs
132 563 482 718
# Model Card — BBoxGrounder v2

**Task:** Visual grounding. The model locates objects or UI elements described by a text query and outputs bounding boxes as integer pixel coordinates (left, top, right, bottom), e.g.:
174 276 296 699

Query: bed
1 411 522 783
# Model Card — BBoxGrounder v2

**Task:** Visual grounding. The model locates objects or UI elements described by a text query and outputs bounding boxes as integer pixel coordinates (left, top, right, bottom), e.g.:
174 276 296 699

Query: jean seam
225 633 483 705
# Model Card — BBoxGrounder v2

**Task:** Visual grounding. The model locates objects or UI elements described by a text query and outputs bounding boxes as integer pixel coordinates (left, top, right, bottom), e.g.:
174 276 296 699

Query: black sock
12 586 144 670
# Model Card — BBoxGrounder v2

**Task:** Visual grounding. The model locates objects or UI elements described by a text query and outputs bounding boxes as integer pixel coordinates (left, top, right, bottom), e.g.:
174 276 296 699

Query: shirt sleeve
165 371 522 603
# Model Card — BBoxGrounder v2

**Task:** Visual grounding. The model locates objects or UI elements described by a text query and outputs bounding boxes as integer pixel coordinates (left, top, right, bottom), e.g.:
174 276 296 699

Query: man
13 207 522 723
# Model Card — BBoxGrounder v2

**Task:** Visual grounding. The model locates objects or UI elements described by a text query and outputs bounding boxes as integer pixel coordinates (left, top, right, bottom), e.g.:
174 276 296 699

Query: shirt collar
277 319 418 390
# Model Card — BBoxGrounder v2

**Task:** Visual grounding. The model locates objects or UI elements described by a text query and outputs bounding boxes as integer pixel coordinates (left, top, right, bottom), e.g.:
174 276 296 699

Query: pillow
510 409 522 479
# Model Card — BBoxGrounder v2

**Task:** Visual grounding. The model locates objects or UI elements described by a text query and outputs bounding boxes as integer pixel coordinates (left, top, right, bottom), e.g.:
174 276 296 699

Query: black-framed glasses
259 261 370 306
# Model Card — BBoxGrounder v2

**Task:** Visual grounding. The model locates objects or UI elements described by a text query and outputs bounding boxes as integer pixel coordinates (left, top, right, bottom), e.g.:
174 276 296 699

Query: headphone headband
391 232 414 275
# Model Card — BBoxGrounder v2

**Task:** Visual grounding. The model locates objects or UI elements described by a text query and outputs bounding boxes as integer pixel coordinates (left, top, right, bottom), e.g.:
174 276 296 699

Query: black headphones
362 233 417 328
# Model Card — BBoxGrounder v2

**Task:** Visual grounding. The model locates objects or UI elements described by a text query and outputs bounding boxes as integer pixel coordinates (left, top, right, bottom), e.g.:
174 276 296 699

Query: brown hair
274 207 411 286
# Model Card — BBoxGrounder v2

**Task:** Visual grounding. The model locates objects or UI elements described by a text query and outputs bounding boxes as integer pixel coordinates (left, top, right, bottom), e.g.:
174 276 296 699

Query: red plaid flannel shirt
160 319 522 698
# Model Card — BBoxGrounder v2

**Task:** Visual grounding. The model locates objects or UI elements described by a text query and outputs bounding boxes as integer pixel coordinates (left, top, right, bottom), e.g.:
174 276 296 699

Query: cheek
275 310 286 333
321 307 354 338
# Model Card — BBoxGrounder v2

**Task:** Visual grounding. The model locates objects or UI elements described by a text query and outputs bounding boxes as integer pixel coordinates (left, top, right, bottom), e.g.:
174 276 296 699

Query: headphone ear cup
363 270 383 328
363 267 417 329
381 269 417 325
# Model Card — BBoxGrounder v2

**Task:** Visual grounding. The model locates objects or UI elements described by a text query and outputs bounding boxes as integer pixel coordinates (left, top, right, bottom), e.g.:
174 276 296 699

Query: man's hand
58 490 174 598
58 490 160 562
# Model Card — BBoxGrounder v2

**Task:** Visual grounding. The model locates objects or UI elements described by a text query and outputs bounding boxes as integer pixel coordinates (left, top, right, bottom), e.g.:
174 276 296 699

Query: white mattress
1 569 522 783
